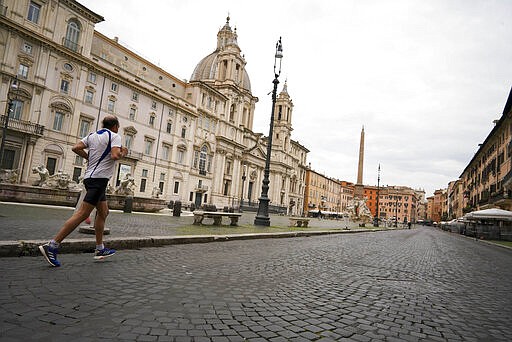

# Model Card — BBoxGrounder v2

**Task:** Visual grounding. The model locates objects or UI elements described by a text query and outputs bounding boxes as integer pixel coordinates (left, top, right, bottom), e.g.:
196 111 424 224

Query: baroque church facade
0 0 309 215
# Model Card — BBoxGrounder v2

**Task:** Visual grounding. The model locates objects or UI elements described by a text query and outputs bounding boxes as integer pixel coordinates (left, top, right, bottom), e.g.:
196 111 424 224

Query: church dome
190 17 251 92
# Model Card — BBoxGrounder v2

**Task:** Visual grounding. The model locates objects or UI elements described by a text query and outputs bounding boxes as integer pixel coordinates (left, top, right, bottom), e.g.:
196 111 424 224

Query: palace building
0 0 309 214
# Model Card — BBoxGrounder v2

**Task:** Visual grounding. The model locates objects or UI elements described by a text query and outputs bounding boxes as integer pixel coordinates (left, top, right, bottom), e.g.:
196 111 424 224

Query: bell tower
214 16 246 86
273 81 293 152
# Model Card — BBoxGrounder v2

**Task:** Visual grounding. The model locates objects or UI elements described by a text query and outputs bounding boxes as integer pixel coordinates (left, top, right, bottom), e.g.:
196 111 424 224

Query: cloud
81 0 512 197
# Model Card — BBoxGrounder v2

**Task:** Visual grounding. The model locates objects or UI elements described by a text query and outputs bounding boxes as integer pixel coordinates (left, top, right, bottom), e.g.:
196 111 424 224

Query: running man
39 115 128 267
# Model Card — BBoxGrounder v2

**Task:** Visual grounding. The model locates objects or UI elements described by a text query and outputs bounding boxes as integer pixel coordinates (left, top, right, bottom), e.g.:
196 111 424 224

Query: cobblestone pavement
1 226 511 341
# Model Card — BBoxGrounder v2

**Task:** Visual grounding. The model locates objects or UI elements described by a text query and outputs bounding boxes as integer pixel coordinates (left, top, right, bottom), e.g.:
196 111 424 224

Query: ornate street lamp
240 163 247 212
254 37 283 226
0 76 19 168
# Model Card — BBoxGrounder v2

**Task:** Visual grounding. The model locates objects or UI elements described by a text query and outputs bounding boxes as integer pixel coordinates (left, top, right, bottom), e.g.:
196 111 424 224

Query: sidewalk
0 202 398 257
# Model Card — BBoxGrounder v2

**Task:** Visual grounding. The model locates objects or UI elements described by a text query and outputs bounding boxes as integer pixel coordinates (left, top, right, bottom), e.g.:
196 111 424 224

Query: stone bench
289 217 310 227
193 211 242 226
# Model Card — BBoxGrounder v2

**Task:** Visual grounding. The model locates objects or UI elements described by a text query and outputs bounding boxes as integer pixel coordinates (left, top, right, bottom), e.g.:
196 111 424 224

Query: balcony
125 150 143 161
0 115 44 136
195 184 208 193
62 38 82 53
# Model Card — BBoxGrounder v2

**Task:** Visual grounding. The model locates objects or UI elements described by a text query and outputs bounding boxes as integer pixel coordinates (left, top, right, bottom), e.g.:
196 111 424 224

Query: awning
464 208 512 221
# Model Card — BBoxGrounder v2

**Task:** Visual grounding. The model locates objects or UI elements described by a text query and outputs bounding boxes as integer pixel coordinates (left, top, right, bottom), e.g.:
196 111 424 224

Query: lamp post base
254 215 270 226
254 197 271 226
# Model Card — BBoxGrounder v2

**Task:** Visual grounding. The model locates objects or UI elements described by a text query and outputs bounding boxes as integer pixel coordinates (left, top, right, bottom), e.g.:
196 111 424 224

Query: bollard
173 200 181 217
123 196 133 213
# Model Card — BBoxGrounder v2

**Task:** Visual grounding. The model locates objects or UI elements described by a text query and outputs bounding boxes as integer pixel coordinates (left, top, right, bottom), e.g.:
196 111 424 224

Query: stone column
21 139 36 184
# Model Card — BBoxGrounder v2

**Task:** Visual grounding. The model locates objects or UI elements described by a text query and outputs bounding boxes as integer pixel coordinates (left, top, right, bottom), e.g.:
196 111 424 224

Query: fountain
0 168 167 212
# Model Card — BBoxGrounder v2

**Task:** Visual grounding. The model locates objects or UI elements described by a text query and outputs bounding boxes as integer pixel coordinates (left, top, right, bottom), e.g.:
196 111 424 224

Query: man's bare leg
54 202 95 243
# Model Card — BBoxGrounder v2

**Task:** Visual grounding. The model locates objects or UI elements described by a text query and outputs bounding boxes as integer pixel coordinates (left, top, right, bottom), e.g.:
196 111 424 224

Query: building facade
375 186 419 224
457 87 512 212
304 167 342 215
0 1 309 214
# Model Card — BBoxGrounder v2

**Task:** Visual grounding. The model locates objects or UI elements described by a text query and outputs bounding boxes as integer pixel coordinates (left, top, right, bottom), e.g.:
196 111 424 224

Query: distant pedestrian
39 115 128 267
408 221 412 229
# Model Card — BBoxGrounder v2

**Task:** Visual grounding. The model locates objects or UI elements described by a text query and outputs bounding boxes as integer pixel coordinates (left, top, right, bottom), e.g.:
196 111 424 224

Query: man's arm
111 146 128 160
72 141 88 160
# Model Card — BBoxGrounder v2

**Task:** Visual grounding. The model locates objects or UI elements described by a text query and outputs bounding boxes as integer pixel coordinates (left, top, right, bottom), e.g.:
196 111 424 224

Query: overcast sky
80 0 512 197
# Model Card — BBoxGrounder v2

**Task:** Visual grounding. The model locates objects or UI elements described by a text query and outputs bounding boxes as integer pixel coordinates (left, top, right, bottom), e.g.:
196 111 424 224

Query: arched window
65 20 80 52
199 145 208 174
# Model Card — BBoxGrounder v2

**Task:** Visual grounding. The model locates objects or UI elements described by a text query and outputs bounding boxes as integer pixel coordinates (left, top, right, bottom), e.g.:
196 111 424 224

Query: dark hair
102 116 119 129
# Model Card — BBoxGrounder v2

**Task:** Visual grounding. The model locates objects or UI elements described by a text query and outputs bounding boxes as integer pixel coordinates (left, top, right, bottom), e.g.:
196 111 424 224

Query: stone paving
1 225 511 341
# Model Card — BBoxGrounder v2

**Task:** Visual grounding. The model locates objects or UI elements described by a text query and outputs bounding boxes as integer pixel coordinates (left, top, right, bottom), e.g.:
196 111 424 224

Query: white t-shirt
81 128 122 179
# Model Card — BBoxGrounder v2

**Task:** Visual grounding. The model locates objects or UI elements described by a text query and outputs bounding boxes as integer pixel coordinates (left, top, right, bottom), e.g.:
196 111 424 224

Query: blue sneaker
94 247 116 260
39 243 61 267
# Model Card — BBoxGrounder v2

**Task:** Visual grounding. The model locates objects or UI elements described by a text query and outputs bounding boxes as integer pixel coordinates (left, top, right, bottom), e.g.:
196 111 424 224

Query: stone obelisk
354 126 365 198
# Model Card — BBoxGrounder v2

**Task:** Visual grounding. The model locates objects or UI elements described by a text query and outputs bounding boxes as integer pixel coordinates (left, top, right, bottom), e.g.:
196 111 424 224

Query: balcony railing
125 150 143 161
62 38 82 53
194 184 208 193
0 115 44 136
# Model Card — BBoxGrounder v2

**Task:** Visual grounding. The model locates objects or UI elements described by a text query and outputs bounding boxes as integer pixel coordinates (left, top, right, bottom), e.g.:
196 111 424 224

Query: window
140 178 146 193
162 145 170 160
166 121 172 133
174 181 179 194
177 150 184 164
144 139 153 155
72 167 81 183
225 160 232 175
64 20 80 52
63 63 73 72
74 155 84 166
87 72 97 83
60 79 69 93
111 82 118 92
181 127 186 138
124 134 133 150
199 145 207 174
142 169 148 178
84 89 93 104
223 180 231 196
53 111 64 131
151 101 157 109
23 43 32 54
18 64 29 79
229 104 235 122
189 192 193 201
132 92 139 101
193 151 199 168
10 100 23 120
207 155 212 172
46 157 57 175
27 2 41 24
107 98 115 112
149 114 155 127
129 107 136 121
78 118 91 138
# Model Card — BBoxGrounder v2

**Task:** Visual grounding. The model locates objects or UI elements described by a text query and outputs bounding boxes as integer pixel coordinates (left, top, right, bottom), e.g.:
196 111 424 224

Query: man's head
102 115 120 132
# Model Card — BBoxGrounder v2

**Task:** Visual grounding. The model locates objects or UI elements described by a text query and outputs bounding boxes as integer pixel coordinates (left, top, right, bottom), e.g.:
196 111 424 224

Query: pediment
123 126 137 134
